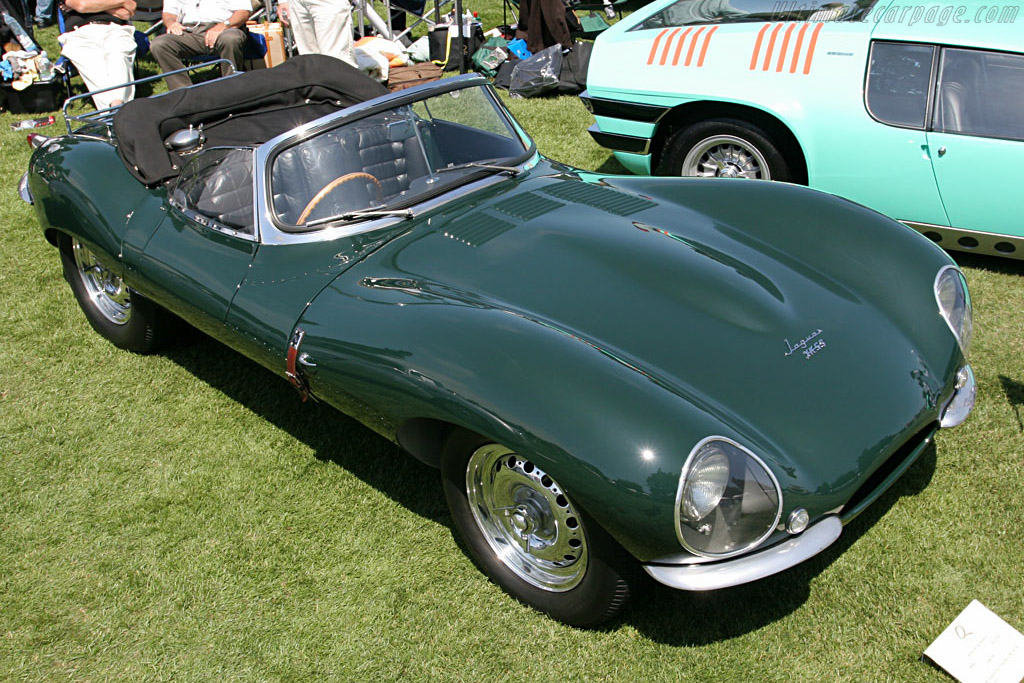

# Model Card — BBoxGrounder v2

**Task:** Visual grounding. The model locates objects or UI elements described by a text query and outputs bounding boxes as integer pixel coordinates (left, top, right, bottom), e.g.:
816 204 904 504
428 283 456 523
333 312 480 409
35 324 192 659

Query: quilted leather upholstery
271 114 431 226
197 156 254 231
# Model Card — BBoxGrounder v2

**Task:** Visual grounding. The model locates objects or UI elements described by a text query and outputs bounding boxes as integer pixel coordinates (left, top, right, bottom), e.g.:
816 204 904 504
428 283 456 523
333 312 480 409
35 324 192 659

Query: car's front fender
293 274 727 562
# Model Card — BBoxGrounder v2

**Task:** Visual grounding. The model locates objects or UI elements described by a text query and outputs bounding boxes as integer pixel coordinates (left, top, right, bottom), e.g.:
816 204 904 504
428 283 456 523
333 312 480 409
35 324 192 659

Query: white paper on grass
924 600 1024 683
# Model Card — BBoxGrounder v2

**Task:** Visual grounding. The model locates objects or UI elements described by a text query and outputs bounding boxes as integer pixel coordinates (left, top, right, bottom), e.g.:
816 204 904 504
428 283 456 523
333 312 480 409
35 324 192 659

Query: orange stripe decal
697 26 718 66
659 28 681 65
647 29 669 65
762 23 783 71
749 24 770 70
775 23 795 72
803 22 824 74
685 26 706 66
671 27 693 66
789 23 809 73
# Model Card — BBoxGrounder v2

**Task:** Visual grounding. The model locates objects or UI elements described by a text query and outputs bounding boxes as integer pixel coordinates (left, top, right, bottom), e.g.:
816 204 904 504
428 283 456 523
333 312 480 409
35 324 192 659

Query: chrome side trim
902 220 1024 260
586 124 652 155
18 171 32 204
579 93 671 123
643 515 842 591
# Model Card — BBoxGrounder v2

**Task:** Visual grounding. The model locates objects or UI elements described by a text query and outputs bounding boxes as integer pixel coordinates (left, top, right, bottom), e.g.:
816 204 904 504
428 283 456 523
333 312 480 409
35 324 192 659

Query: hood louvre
542 182 657 216
442 213 516 247
492 192 565 221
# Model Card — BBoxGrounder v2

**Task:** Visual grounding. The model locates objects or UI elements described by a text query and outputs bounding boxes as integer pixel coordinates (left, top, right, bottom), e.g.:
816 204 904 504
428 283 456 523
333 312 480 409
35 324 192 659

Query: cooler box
1 77 66 114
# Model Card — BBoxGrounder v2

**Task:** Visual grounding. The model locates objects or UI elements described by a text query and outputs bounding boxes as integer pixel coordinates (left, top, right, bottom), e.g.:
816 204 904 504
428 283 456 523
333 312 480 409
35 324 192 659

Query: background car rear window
866 41 935 129
933 48 1024 142
631 0 880 30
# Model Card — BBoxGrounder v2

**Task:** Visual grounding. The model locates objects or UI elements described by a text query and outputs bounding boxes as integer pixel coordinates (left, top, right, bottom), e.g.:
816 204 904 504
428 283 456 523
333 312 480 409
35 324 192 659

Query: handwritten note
924 600 1024 683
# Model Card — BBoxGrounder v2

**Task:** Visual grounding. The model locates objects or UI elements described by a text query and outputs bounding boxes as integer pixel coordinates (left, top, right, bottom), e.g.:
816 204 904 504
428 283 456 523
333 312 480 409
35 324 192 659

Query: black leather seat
271 113 431 226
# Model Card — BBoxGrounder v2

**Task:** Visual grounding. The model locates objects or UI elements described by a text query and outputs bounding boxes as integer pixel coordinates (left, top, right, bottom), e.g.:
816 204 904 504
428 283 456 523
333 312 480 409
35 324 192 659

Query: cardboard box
247 22 287 69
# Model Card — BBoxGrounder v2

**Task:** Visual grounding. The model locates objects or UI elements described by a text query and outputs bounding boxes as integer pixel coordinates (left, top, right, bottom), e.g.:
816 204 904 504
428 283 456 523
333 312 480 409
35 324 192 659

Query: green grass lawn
3 15 1024 682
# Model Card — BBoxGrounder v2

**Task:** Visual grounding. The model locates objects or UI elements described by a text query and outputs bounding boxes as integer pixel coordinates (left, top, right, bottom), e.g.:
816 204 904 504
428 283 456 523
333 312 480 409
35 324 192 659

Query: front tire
658 118 793 182
59 234 172 353
441 430 634 627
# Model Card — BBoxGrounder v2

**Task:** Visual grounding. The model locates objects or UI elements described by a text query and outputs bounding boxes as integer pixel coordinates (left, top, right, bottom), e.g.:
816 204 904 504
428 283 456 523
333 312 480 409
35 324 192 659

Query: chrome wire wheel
71 238 131 325
465 444 588 592
681 134 771 180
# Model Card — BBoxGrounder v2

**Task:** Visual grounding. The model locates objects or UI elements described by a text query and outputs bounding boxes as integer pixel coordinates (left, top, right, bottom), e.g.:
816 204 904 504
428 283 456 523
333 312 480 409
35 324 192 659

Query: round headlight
935 266 972 356
680 447 729 521
676 438 783 558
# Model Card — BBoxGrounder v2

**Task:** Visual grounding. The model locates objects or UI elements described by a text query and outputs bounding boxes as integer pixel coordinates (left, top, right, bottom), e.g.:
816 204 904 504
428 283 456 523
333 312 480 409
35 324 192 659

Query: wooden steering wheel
296 172 384 226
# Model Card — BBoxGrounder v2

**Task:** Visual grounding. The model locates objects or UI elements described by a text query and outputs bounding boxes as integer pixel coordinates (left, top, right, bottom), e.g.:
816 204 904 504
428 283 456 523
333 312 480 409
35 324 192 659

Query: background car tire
58 233 174 353
658 118 793 182
441 429 635 627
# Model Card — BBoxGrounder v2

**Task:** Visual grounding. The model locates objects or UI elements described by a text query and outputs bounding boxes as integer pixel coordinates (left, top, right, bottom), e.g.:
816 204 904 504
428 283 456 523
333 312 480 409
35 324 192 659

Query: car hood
353 168 961 501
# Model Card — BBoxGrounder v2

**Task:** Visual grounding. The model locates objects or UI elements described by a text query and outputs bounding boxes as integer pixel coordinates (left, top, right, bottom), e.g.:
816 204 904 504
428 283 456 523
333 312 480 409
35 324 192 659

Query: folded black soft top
113 55 389 185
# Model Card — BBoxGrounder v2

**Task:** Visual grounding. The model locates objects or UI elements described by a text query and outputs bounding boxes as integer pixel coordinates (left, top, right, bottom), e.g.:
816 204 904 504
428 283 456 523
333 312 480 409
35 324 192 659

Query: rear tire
658 118 793 182
441 430 634 627
59 233 173 353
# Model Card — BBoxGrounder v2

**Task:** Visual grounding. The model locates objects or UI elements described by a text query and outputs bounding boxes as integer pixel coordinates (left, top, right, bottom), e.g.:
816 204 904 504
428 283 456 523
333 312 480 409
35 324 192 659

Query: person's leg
149 31 207 89
287 0 320 54
99 24 138 105
212 27 247 76
34 0 53 26
307 0 354 66
58 24 136 108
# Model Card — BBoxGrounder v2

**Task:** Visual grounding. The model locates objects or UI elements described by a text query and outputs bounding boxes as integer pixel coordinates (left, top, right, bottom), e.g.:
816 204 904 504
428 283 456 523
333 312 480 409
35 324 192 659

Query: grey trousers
150 23 248 89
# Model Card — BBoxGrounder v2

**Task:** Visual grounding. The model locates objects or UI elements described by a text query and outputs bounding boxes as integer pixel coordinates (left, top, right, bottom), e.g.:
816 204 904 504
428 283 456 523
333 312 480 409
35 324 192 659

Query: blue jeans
34 0 53 22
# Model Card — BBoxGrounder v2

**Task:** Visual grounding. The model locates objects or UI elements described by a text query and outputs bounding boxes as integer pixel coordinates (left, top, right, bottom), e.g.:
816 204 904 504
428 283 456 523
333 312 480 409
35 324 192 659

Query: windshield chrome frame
254 74 538 244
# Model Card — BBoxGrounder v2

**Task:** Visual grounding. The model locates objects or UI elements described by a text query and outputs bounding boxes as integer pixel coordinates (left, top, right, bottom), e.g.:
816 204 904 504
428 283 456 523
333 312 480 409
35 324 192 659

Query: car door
131 147 259 337
927 46 1024 250
860 40 950 228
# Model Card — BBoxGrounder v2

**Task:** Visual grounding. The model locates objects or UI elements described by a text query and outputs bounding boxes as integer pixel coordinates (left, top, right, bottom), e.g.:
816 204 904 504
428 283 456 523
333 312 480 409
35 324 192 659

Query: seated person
149 0 251 90
57 0 138 109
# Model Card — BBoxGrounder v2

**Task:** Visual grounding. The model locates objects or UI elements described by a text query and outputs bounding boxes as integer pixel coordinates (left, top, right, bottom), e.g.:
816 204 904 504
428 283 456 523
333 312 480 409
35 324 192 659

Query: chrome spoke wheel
682 135 771 180
465 444 588 592
71 239 131 325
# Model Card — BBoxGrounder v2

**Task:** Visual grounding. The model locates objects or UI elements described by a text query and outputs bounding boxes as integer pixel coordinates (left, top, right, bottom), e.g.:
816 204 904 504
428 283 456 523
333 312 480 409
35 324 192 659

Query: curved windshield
270 84 532 229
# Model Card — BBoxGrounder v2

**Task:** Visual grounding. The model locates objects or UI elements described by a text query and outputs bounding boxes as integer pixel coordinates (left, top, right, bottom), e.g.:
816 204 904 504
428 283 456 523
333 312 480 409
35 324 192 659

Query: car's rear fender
29 136 157 274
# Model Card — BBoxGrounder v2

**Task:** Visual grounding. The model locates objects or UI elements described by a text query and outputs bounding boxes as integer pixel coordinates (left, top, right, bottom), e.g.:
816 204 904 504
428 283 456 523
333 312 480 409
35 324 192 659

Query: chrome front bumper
643 515 843 591
19 171 32 204
939 365 975 429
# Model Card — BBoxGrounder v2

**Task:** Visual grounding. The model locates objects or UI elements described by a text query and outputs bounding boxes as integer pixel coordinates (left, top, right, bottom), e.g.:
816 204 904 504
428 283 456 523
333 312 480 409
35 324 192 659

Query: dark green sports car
21 55 976 626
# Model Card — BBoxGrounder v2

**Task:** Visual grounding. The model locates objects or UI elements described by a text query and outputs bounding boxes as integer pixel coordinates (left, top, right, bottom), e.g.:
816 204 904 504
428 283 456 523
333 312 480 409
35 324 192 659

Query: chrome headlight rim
674 436 784 560
934 265 972 357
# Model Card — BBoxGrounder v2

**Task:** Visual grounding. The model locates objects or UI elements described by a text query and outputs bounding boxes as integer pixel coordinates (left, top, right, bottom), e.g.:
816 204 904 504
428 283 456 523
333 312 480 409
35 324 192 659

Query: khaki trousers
150 24 248 89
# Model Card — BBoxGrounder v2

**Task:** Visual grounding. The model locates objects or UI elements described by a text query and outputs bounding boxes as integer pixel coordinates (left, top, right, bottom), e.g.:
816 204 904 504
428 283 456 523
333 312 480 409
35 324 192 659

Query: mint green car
582 0 1024 259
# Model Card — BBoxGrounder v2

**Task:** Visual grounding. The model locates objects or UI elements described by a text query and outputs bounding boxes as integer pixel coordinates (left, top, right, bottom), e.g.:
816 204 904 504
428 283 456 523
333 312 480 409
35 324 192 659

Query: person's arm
203 8 250 46
277 1 289 25
63 0 135 19
162 11 185 34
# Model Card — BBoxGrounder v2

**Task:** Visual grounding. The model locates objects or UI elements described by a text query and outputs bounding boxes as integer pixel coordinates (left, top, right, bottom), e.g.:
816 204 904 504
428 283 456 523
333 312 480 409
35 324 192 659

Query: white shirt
164 0 251 25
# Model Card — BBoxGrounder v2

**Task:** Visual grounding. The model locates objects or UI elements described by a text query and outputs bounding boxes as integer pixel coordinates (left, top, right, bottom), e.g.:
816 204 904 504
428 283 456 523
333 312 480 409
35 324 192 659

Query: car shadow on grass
952 251 1024 276
160 334 939 641
160 335 452 527
999 376 1024 432
618 442 938 644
